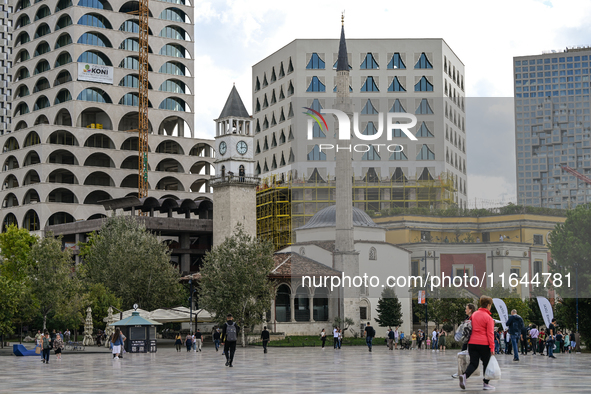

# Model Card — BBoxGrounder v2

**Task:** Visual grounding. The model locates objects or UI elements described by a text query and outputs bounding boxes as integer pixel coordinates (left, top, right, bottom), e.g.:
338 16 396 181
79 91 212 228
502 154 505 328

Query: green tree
0 225 39 338
81 216 184 310
548 204 591 345
199 224 275 347
333 317 356 337
0 276 22 337
30 234 85 330
84 283 122 330
374 287 403 328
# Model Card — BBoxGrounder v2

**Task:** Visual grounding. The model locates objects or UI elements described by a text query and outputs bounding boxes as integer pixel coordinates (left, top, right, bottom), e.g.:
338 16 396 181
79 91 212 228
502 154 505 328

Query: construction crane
127 0 150 199
561 165 591 185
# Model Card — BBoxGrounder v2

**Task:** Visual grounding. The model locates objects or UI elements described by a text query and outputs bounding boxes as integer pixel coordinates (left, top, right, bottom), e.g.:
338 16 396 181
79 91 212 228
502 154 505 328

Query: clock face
219 141 227 155
237 140 248 155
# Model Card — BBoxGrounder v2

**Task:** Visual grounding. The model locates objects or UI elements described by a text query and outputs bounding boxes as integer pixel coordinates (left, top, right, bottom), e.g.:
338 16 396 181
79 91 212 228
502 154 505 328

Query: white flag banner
536 296 554 328
493 298 509 330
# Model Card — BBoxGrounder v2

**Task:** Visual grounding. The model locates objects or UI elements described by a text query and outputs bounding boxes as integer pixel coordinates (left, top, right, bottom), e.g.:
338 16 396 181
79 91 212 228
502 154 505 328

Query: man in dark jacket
387 328 395 350
520 325 529 355
221 314 240 367
506 309 524 361
261 326 270 353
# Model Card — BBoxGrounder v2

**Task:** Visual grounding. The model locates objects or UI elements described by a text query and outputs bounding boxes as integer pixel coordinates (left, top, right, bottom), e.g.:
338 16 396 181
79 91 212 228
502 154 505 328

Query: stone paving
2 344 589 393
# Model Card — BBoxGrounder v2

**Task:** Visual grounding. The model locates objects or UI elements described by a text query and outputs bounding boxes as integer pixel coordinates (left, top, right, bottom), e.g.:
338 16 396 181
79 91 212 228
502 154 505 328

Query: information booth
111 311 162 353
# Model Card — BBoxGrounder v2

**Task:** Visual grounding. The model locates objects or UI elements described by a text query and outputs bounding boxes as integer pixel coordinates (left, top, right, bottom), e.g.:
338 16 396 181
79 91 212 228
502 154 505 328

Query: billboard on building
77 63 114 84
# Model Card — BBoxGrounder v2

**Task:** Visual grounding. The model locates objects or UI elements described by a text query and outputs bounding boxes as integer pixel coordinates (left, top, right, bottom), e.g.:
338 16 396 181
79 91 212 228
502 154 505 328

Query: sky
192 0 591 207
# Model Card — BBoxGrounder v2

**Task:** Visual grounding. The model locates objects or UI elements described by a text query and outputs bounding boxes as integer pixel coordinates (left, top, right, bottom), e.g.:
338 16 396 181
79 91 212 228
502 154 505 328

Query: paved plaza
2 345 589 393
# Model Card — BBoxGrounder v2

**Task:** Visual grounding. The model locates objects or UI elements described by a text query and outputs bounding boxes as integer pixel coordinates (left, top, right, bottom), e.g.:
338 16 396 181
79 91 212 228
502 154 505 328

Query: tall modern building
2 0 215 232
0 0 11 136
253 38 467 249
514 49 591 208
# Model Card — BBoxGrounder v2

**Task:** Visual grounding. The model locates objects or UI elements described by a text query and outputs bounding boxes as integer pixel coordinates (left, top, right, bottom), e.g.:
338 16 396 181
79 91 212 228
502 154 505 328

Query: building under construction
257 170 456 250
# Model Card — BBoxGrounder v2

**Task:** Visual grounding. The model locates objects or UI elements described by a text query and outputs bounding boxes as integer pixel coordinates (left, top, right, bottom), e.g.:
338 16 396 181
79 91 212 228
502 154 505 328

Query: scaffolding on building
256 171 457 251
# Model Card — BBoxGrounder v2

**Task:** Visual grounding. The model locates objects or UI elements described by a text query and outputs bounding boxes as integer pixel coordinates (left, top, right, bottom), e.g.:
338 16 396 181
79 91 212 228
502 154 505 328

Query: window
360 53 379 69
55 15 72 30
159 62 186 75
388 76 405 92
362 146 381 161
120 38 140 52
309 99 325 137
159 8 187 23
362 122 378 135
159 97 187 111
307 145 326 161
159 25 188 40
34 24 51 39
34 42 50 57
33 96 50 111
415 99 433 114
78 32 111 47
307 77 325 92
533 260 542 276
390 150 407 160
416 145 435 160
54 52 72 67
34 60 50 75
369 247 377 260
533 234 543 245
77 88 112 103
415 53 433 69
120 56 140 70
482 232 490 242
35 6 51 21
159 79 185 93
390 99 406 113
306 53 325 69
361 77 379 92
361 99 378 114
415 122 434 137
78 0 112 10
120 20 140 33
415 76 433 91
388 53 406 69
55 0 72 11
160 44 187 58
78 14 112 29
119 93 139 106
360 307 367 320
54 89 72 104
78 51 112 66
55 33 72 48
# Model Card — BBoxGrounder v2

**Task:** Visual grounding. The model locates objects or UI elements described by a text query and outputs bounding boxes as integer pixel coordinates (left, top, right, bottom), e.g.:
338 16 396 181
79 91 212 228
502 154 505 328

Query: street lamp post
424 250 428 335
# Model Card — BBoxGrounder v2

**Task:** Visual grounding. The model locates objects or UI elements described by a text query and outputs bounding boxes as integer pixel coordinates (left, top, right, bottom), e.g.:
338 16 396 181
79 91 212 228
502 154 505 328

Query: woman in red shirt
459 295 496 391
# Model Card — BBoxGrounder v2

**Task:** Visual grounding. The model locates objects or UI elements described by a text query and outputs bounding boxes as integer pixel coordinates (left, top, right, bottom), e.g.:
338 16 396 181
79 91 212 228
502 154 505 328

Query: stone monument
82 307 95 346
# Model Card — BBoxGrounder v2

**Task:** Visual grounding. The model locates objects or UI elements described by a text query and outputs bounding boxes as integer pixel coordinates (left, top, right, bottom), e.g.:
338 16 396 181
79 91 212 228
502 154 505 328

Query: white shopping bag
457 350 480 377
484 355 502 381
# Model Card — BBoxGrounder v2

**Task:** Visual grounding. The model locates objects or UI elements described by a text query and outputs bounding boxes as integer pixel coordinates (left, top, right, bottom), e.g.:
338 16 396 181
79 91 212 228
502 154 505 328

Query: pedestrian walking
529 325 539 355
64 329 70 343
556 331 564 354
503 329 511 355
261 326 270 353
494 327 502 354
41 330 52 364
185 333 192 352
547 318 557 358
458 295 496 391
221 314 240 367
195 329 202 352
426 338 431 349
191 333 196 352
439 329 446 351
418 330 424 350
213 328 221 352
387 328 395 350
364 322 375 352
320 329 327 348
431 329 438 350
174 333 182 352
570 331 576 353
337 329 342 349
53 333 64 360
111 328 126 360
506 309 524 361
520 323 528 355
411 331 417 350
333 327 339 349
393 327 399 350
452 303 477 379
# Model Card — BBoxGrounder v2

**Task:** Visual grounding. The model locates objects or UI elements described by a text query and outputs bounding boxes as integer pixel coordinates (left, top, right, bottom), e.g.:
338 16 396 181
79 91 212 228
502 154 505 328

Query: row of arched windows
14 92 190 116
15 46 190 78
2 170 206 194
3 133 209 157
16 0 189 14
14 3 191 25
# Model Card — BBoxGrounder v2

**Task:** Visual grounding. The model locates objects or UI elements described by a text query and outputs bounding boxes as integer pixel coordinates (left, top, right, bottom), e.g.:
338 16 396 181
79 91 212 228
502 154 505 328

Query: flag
493 298 509 330
536 296 554 328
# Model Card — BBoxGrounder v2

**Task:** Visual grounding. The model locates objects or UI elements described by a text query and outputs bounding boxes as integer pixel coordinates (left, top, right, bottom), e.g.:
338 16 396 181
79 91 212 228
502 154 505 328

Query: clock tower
212 85 259 246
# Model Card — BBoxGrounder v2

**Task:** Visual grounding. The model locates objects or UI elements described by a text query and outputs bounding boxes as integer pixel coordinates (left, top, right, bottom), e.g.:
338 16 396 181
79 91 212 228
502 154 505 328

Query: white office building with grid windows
252 38 469 211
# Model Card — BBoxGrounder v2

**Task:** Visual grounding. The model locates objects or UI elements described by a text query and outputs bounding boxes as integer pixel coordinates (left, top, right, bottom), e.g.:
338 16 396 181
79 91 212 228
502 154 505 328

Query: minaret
334 15 354 253
332 15 361 329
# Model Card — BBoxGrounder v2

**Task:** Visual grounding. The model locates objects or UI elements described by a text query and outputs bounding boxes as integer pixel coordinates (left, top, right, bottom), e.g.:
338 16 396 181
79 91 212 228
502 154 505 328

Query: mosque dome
297 205 378 230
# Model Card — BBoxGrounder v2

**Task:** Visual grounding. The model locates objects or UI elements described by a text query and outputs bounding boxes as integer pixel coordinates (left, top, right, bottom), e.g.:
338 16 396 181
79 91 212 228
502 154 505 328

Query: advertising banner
492 298 509 330
536 296 554 328
78 63 114 84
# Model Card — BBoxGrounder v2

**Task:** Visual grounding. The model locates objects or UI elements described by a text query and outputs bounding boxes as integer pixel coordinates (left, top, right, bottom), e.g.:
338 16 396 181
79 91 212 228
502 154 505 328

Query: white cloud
467 174 516 208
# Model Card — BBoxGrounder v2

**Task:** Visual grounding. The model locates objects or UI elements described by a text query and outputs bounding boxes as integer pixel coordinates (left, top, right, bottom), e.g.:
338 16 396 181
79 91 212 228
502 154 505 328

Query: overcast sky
192 0 591 207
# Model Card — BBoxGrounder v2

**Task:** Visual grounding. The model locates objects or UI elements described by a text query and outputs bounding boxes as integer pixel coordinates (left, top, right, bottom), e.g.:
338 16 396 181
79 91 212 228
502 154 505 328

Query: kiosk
110 311 162 353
